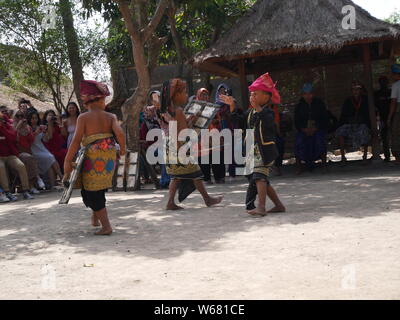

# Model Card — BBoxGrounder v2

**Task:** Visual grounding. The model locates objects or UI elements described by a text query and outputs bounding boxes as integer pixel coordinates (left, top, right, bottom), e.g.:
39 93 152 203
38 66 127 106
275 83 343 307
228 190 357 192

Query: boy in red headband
64 80 126 235
221 73 285 216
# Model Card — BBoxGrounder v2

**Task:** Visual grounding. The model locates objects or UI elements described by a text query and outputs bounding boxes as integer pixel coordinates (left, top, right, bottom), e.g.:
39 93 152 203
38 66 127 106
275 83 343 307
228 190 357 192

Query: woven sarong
78 133 117 191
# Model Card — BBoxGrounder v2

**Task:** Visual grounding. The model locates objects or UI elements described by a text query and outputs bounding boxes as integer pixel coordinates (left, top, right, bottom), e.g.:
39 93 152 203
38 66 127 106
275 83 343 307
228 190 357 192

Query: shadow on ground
0 161 399 261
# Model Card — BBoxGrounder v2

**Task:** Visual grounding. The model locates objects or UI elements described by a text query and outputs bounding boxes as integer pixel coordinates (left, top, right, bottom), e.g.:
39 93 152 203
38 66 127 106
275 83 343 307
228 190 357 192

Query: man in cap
387 64 400 164
64 80 126 235
294 83 329 174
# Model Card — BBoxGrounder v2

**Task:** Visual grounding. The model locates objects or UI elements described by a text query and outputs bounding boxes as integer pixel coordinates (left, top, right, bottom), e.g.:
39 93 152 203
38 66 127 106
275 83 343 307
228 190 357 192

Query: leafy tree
0 0 72 112
385 9 400 24
0 0 106 113
59 0 85 109
80 0 255 149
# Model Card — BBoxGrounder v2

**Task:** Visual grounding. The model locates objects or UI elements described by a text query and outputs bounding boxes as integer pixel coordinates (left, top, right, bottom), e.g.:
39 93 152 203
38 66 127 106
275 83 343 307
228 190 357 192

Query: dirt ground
1 159 400 300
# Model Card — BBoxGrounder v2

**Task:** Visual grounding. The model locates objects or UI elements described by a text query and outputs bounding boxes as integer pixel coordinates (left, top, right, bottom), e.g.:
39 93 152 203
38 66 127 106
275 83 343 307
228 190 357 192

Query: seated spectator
294 83 329 174
18 98 38 116
62 102 80 148
0 105 14 126
42 110 67 170
27 111 63 188
0 113 34 201
13 111 46 192
336 81 371 165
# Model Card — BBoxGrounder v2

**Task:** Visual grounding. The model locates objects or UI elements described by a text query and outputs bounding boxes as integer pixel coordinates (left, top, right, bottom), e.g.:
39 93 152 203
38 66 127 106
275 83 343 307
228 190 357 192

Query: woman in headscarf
161 79 223 210
64 80 126 235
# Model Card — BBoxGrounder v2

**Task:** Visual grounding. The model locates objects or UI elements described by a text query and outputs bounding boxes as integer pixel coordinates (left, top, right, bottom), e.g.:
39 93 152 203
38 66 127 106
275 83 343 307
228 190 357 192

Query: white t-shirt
391 80 400 103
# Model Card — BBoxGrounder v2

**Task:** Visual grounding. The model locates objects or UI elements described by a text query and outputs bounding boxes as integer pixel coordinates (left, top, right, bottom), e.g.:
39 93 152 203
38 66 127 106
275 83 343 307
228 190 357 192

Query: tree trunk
107 65 129 119
59 0 84 110
123 40 151 152
115 0 168 151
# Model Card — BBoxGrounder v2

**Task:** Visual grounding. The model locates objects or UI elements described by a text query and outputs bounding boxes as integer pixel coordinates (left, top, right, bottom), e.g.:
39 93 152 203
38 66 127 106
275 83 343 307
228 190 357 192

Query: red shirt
0 125 19 157
43 126 66 154
17 129 35 154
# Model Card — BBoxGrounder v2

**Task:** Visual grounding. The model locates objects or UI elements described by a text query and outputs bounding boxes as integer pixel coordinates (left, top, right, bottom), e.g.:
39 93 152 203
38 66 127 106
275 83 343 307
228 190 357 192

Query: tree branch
114 0 141 43
142 0 169 42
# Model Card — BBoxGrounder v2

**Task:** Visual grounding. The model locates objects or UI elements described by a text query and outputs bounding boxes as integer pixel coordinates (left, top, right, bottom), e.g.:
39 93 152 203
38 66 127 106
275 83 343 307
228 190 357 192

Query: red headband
80 80 110 104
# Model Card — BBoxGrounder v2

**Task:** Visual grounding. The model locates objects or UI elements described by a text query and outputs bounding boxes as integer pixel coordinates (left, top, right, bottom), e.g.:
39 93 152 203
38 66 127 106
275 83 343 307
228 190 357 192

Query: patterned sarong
165 137 203 180
295 130 327 166
165 136 203 203
78 133 117 191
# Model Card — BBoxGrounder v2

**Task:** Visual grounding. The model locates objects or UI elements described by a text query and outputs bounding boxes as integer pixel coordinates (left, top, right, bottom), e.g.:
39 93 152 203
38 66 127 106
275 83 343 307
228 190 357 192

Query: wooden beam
193 61 238 78
238 60 249 109
362 44 380 160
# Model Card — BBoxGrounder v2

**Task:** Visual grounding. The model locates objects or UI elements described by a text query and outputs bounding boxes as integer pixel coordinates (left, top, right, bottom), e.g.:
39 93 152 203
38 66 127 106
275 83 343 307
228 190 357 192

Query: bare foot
91 214 100 227
247 208 267 216
205 195 223 207
166 203 184 210
95 228 113 236
267 205 286 213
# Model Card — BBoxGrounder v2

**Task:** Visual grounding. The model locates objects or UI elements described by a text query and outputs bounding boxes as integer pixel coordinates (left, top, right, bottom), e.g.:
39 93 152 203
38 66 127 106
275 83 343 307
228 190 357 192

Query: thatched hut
193 0 400 158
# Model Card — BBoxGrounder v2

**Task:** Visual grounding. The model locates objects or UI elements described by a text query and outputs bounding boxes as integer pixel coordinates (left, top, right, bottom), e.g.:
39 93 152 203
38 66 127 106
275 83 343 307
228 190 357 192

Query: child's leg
193 179 223 207
245 177 257 211
248 180 267 215
166 179 183 210
267 185 286 213
91 212 100 227
94 208 112 235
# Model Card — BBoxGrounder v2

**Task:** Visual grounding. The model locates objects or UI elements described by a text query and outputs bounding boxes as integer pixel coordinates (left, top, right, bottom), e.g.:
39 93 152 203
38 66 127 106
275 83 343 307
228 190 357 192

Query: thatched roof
194 0 400 67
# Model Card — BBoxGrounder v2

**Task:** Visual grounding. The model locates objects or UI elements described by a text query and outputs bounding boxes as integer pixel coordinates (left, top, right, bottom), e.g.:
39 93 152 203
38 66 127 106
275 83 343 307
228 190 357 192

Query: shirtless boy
64 80 126 235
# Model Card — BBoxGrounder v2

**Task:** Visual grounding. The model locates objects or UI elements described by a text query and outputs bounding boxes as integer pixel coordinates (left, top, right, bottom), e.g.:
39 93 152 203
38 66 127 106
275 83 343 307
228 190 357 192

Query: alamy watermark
40 1 58 31
341 264 356 290
41 264 57 290
342 5 356 30
145 122 256 176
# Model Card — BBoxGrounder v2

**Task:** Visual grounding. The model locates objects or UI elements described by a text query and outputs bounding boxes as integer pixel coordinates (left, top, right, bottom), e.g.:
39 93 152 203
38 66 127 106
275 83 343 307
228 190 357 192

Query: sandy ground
1 158 400 300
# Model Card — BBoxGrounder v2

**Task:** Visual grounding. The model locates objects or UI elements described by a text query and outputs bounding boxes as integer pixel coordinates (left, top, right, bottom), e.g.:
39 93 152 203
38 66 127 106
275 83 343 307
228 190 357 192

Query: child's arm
111 114 126 156
64 115 85 176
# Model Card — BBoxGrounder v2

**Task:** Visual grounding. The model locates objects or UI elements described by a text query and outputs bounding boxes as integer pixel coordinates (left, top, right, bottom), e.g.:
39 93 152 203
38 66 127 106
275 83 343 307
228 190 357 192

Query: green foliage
80 0 255 67
159 0 255 64
385 9 400 24
0 0 107 110
0 0 71 109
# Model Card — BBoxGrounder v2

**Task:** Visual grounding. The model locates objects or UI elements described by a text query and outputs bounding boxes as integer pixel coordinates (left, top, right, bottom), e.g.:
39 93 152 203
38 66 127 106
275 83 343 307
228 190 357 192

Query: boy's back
80 109 115 137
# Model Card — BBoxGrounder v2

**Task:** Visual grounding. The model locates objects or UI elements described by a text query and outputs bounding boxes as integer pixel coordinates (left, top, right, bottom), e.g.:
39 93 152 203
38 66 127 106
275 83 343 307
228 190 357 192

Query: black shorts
81 189 107 212
246 173 270 185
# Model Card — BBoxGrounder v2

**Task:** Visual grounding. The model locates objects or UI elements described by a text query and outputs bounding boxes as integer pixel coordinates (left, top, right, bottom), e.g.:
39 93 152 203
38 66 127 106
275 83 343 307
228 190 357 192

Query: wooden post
362 44 380 160
238 60 249 109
